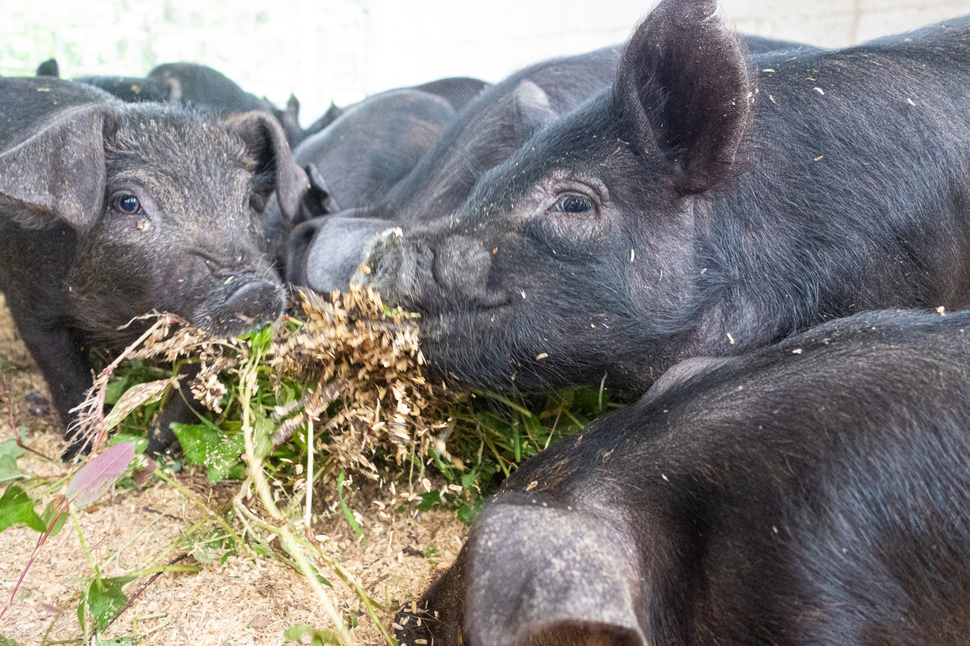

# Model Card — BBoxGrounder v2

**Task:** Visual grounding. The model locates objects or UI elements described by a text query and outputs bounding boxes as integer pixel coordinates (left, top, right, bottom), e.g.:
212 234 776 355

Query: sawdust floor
0 295 468 645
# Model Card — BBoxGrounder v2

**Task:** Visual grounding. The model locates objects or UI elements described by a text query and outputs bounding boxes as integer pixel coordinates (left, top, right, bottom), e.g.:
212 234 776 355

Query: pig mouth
413 298 516 347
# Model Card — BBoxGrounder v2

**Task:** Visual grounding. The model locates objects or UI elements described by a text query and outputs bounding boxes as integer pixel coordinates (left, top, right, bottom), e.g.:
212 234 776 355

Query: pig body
73 75 173 103
362 0 970 394
412 76 491 113
396 308 970 646
0 77 306 458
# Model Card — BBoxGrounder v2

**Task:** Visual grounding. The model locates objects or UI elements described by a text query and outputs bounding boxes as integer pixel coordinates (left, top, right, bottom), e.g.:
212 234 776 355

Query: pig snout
288 216 398 293
197 272 286 336
354 227 408 304
357 229 507 313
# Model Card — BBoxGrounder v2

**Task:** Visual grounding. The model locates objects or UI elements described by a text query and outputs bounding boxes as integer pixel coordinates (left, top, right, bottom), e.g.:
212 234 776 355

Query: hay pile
71 285 450 478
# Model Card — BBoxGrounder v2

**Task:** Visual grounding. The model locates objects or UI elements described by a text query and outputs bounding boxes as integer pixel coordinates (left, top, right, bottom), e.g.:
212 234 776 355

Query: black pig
277 89 458 291
361 0 970 394
396 308 970 645
0 77 307 459
146 62 304 148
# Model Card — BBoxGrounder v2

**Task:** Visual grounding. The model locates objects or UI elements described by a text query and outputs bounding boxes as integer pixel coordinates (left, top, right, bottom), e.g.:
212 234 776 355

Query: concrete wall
3 0 970 128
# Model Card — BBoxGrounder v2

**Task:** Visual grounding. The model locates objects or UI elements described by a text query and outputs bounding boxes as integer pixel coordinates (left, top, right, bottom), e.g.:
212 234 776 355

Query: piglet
0 76 307 459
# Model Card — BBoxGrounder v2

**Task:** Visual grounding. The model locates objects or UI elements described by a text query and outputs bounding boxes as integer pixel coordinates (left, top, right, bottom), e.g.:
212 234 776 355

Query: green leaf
241 324 274 356
0 484 46 533
283 623 341 645
456 500 481 525
0 440 27 483
103 374 132 406
416 491 441 511
93 637 135 646
0 634 23 646
40 502 69 537
336 472 364 543
172 423 245 483
79 573 137 633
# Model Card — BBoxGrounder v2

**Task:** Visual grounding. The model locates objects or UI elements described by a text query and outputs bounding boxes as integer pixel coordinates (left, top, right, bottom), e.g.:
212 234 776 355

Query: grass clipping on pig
73 285 444 477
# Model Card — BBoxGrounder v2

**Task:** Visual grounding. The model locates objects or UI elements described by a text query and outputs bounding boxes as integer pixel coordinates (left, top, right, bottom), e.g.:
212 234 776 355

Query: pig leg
394 551 467 646
12 319 97 461
146 364 205 457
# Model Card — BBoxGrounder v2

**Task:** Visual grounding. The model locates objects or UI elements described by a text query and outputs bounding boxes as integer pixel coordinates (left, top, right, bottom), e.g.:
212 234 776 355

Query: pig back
0 77 119 149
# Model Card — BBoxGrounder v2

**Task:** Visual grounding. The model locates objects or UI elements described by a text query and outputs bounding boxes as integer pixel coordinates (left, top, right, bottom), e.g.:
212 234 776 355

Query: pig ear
302 163 341 217
616 0 753 194
463 501 648 646
36 58 60 77
280 95 305 149
512 80 559 140
224 110 310 221
0 105 109 230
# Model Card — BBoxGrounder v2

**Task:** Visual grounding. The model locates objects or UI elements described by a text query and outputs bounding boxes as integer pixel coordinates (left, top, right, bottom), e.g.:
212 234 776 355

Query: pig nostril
227 279 283 312
203 276 285 334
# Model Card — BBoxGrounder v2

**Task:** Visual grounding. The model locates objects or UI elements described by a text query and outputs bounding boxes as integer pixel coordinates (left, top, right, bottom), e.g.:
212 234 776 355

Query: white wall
361 0 970 95
3 0 970 128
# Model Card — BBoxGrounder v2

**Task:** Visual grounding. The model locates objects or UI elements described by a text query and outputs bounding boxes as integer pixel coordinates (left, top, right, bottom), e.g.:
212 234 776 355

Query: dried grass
69 285 450 479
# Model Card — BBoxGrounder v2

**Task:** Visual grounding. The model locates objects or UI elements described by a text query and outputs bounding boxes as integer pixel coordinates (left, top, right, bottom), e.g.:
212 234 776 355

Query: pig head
360 0 970 395
0 77 307 459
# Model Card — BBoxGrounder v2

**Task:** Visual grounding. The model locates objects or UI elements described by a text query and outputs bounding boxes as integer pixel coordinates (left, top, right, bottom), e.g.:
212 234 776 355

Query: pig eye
551 193 595 215
112 194 143 215
249 193 268 212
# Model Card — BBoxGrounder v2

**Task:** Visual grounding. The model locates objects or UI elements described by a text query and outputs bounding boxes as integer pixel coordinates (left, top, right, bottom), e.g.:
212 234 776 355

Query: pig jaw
68 236 285 343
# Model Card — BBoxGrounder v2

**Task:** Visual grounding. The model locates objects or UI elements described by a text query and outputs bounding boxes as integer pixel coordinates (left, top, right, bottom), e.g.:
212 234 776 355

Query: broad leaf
78 573 136 633
64 442 136 509
172 423 244 483
40 497 69 537
0 484 46 533
0 440 27 483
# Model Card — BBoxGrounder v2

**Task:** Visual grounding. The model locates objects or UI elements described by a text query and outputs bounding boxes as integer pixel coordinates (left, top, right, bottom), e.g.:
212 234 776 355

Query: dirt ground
0 294 469 646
